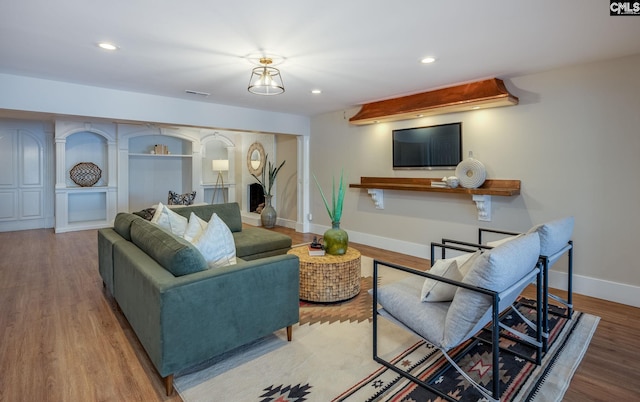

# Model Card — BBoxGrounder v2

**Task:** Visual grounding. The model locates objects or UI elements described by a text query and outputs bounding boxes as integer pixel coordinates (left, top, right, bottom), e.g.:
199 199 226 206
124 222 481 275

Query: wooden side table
287 246 361 302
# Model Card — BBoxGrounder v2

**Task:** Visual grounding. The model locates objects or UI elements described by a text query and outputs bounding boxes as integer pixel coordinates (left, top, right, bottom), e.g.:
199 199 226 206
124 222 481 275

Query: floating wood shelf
349 177 520 196
349 78 518 125
349 177 521 221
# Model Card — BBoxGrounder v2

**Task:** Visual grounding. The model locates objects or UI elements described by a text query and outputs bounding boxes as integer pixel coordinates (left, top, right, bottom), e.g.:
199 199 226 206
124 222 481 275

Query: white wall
275 134 299 227
309 54 640 306
0 73 310 137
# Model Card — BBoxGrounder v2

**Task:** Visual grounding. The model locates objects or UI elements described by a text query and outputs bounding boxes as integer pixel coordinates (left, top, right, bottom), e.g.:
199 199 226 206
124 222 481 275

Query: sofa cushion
420 258 462 302
183 212 207 243
486 234 522 248
376 277 449 346
168 190 196 206
130 219 207 277
114 212 144 241
233 227 292 258
151 202 189 237
171 203 243 233
443 232 540 348
192 213 237 269
527 216 574 257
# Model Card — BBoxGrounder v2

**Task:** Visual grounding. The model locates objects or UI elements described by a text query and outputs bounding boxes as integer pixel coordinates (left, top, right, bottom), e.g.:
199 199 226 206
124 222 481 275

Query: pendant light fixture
248 57 285 95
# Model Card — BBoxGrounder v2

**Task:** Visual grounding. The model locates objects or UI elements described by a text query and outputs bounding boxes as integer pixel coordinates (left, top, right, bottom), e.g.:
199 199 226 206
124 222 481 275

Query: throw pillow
486 234 520 248
168 190 196 206
183 212 207 243
192 213 237 269
443 232 541 349
420 259 462 302
527 216 574 257
150 202 188 237
456 250 482 277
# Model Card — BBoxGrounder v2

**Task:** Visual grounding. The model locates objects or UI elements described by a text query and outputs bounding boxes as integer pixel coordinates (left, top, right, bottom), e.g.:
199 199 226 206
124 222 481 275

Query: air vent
185 90 210 97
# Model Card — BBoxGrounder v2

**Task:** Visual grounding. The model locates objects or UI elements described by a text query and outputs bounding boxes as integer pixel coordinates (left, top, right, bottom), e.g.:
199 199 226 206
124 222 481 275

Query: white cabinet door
0 127 52 232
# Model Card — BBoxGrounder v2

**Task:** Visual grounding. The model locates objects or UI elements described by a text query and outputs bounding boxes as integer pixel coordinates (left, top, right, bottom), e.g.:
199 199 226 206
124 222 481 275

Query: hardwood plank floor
0 226 638 401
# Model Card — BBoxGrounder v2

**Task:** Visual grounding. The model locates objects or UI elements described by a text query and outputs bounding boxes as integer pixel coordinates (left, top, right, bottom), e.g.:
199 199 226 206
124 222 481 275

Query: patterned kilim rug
174 257 599 402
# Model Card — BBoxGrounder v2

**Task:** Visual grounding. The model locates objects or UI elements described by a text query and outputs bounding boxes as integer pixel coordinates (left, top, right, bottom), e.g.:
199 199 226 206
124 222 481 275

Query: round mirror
247 142 265 176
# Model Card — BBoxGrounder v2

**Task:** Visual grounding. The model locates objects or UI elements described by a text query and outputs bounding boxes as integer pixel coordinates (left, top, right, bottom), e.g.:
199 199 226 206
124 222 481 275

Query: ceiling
2 1 640 119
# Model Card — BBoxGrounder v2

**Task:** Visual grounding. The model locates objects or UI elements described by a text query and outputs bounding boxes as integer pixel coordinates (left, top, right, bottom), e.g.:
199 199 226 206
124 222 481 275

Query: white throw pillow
183 212 207 243
527 217 574 257
420 259 462 302
456 251 481 277
192 213 237 269
150 202 188 237
487 234 522 248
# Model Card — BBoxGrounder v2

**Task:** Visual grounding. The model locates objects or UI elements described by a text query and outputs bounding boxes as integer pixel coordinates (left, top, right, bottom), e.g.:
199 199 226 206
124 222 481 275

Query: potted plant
313 169 348 255
251 154 285 228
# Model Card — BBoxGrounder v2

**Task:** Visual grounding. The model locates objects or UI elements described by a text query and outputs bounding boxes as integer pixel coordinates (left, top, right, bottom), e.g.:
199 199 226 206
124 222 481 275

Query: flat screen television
392 122 462 170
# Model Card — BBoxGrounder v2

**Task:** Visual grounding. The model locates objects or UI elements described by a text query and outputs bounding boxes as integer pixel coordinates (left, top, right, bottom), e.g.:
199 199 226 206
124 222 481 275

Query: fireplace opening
248 183 265 213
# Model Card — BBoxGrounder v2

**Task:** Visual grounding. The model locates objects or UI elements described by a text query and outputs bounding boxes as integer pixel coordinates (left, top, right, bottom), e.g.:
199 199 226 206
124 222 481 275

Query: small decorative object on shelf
314 169 348 255
442 176 459 188
455 151 486 189
69 162 102 187
153 144 169 155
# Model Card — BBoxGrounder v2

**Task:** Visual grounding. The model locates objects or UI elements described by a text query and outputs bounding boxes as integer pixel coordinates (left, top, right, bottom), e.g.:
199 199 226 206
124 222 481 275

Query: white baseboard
548 270 640 309
241 212 261 226
309 223 430 260
309 223 640 309
276 217 297 230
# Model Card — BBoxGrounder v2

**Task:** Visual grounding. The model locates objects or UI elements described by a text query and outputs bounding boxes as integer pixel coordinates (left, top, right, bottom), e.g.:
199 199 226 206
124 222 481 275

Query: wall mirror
247 142 265 176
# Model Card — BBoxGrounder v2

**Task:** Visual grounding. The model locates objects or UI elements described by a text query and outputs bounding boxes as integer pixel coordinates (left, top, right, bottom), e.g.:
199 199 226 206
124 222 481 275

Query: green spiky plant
251 154 285 197
313 169 345 224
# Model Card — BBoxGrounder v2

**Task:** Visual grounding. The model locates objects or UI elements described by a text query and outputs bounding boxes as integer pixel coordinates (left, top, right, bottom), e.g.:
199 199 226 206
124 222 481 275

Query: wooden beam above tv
349 78 518 125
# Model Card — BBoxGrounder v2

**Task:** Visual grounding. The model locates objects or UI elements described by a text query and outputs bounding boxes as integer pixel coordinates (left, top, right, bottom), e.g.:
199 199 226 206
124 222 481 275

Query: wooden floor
0 226 638 401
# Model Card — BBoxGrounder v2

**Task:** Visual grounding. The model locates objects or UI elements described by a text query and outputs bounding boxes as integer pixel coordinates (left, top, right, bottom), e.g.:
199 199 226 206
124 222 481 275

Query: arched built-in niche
117 124 202 212
54 121 117 233
200 131 236 204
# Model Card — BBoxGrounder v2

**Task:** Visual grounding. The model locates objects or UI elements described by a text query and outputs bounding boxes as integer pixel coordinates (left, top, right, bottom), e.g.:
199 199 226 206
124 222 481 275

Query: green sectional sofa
97 202 299 395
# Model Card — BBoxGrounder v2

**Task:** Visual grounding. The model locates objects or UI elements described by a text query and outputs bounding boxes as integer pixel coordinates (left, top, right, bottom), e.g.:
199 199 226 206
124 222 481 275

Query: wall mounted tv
392 122 462 170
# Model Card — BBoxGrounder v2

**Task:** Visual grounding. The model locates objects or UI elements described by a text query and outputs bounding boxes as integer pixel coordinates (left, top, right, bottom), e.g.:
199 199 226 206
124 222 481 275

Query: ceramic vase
261 195 277 228
323 221 348 255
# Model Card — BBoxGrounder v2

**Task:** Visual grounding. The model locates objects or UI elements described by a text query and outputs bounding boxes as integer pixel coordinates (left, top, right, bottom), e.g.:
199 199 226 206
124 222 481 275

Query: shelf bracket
472 194 492 221
367 189 384 209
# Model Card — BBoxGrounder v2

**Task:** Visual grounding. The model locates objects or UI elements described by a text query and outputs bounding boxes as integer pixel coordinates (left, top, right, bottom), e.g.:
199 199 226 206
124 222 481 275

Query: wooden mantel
349 78 518 125
349 177 521 221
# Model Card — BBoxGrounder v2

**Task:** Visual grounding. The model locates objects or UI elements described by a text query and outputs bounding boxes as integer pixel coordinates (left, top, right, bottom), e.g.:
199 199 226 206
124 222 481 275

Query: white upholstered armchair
372 232 544 402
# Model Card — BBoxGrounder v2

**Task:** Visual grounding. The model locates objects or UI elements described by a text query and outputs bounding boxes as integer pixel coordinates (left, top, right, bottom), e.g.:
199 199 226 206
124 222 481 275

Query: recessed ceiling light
420 57 436 64
311 89 322 94
98 42 118 51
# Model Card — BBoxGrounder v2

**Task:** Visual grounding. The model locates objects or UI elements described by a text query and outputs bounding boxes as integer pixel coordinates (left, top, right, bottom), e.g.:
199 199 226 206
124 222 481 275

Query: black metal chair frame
440 228 574 352
372 244 543 402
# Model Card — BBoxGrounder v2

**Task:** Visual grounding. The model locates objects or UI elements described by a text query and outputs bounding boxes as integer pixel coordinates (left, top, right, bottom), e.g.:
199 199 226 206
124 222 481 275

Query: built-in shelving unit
54 121 117 233
349 177 520 221
127 134 195 211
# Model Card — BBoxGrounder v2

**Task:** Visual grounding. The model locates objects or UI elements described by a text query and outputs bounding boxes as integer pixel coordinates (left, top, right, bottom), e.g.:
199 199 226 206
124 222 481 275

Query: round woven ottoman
287 246 361 302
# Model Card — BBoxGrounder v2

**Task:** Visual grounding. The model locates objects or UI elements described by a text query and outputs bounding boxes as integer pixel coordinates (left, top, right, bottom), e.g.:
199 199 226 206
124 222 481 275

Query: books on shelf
308 244 325 256
430 181 448 188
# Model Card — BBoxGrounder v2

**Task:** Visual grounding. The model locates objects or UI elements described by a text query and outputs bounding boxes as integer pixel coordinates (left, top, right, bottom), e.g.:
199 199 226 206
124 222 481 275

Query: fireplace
248 183 265 213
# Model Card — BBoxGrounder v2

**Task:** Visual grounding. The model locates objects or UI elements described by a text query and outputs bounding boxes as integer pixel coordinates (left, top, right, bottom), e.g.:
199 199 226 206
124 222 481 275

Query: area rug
174 257 599 402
